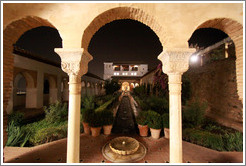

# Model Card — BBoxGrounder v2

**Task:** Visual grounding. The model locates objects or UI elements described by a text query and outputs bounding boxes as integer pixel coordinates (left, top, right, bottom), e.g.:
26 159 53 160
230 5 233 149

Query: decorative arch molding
81 7 165 51
14 72 35 89
87 82 91 88
3 16 56 146
194 18 243 101
81 81 86 88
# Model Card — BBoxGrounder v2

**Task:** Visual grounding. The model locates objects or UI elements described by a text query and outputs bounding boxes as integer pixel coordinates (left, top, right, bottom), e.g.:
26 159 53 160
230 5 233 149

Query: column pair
55 48 93 163
158 48 195 163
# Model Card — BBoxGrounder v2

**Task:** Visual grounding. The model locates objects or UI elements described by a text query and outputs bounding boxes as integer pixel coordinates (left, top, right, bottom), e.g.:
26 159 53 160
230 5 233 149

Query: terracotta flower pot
103 125 113 135
91 126 102 137
82 122 90 135
138 124 148 137
150 128 161 139
164 128 170 139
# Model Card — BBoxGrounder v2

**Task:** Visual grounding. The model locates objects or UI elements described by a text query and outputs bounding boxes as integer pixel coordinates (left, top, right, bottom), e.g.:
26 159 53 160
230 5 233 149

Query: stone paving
4 133 243 163
4 95 243 163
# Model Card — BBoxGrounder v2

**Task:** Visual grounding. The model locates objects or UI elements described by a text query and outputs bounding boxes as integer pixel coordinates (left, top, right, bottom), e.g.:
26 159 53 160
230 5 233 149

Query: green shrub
44 102 68 124
88 111 103 128
137 98 150 111
101 109 114 126
134 95 169 115
183 100 207 128
8 112 24 126
6 121 30 147
147 110 162 129
104 79 121 95
136 111 149 126
223 132 243 151
183 128 224 151
133 85 146 97
147 96 168 115
81 95 95 110
95 97 115 112
25 120 67 146
29 125 67 145
81 108 93 123
162 113 169 128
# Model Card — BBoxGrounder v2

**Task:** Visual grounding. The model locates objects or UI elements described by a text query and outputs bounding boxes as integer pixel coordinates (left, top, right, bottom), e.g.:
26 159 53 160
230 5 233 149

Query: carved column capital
55 48 93 77
158 48 196 75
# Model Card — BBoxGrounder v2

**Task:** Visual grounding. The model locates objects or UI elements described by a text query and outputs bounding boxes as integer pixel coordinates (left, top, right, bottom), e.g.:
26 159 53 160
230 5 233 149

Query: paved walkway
112 96 137 134
4 133 243 163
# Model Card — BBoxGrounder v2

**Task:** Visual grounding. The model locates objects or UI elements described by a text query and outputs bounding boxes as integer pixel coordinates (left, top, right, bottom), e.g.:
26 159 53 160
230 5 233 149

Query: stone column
57 75 62 102
158 48 195 163
55 48 93 163
36 71 44 108
26 88 38 108
49 88 58 103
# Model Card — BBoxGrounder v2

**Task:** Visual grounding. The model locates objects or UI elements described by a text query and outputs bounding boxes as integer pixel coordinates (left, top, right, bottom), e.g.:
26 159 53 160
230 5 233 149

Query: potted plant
81 108 92 134
147 110 162 139
101 109 114 135
89 111 103 137
136 111 149 137
162 113 169 139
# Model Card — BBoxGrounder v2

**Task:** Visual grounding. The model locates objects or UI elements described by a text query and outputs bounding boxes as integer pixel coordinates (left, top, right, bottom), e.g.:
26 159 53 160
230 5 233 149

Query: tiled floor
4 133 243 163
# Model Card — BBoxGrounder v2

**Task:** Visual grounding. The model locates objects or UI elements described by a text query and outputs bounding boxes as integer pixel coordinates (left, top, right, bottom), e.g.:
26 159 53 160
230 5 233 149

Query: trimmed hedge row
183 128 243 151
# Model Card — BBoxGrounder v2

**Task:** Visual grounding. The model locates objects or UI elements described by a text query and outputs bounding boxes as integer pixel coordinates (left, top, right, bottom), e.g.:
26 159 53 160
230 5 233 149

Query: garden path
111 96 137 134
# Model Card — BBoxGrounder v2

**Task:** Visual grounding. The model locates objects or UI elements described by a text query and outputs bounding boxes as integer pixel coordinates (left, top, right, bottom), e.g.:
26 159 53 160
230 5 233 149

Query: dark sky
88 19 163 77
14 22 228 79
188 28 228 48
15 26 62 63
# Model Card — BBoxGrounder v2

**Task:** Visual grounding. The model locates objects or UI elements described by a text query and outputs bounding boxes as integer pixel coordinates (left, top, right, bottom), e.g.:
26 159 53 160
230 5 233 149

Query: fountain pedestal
102 136 147 163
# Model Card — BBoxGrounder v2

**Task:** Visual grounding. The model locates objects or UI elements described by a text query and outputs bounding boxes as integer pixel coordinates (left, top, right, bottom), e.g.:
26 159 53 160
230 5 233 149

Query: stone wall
184 58 243 131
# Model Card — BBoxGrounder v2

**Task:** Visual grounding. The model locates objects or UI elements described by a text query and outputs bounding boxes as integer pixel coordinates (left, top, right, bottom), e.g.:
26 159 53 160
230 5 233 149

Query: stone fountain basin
109 137 139 155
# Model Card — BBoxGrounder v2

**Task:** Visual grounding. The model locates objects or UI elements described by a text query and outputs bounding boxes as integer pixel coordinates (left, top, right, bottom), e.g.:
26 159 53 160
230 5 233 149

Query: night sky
88 19 163 77
14 21 228 79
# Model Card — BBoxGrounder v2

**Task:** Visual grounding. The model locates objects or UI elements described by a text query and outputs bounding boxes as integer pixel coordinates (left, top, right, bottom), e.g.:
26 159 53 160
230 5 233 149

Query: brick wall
185 58 243 131
3 16 55 149
197 18 243 102
82 7 166 51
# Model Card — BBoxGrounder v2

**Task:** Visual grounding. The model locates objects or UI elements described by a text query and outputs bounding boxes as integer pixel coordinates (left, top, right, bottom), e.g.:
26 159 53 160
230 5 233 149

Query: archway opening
43 78 50 106
186 26 242 131
122 82 130 92
13 73 27 110
88 19 163 81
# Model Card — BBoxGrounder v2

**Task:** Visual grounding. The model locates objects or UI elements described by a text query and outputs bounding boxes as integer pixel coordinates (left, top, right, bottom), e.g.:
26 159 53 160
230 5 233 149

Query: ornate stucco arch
192 18 243 101
81 7 166 51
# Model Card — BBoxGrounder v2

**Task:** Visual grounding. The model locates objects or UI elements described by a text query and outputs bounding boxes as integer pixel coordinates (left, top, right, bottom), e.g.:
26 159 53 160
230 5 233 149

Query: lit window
114 65 120 71
131 73 133 75
134 73 137 76
117 73 119 75
114 73 116 75
122 73 125 75
125 73 128 75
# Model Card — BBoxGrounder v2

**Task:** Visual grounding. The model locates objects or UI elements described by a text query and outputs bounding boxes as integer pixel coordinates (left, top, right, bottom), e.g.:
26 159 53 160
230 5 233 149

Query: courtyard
1 1 244 165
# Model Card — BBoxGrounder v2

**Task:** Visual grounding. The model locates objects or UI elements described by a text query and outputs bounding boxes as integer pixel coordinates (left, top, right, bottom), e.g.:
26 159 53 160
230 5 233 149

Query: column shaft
36 71 44 108
169 74 183 163
67 75 81 163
